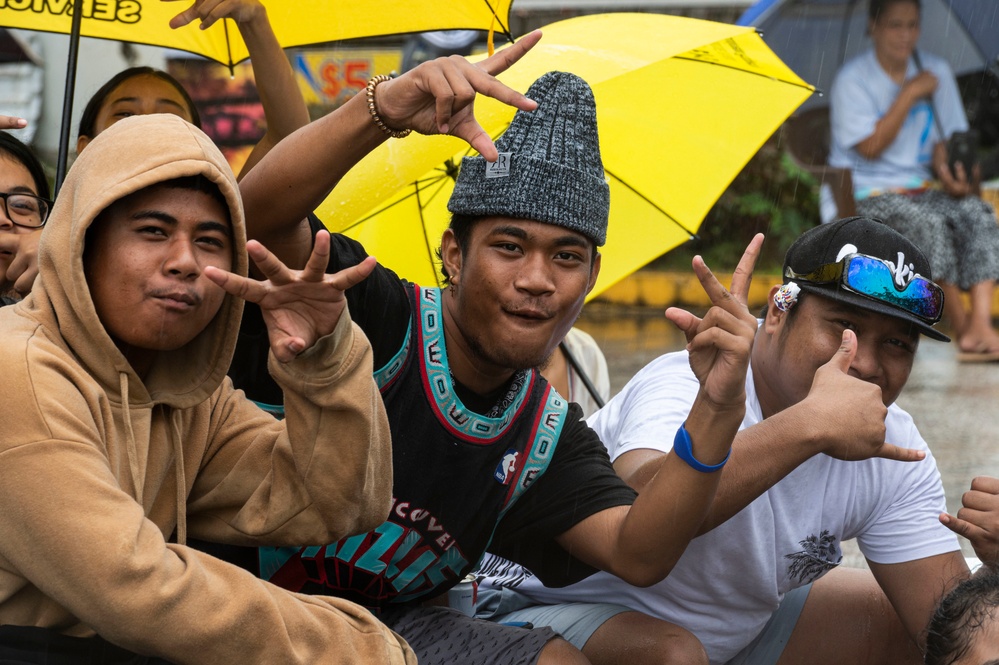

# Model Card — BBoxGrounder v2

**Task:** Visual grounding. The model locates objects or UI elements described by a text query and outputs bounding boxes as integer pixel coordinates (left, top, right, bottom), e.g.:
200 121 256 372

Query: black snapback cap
782 216 949 342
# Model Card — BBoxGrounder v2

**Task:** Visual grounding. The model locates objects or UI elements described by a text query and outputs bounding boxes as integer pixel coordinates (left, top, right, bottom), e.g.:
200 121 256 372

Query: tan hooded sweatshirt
0 115 412 663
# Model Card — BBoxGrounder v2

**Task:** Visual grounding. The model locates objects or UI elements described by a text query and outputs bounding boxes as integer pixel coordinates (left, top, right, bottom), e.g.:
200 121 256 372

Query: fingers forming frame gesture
205 231 375 363
373 31 542 161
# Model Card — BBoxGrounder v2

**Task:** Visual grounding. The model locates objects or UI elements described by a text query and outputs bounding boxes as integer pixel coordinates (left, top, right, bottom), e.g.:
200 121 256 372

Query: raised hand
166 0 263 30
903 70 938 101
205 230 375 363
0 229 41 297
665 233 762 409
940 476 999 568
800 330 924 463
372 31 542 161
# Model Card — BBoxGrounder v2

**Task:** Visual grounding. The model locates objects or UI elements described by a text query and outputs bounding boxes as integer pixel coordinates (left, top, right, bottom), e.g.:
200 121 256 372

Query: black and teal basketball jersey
257 286 569 608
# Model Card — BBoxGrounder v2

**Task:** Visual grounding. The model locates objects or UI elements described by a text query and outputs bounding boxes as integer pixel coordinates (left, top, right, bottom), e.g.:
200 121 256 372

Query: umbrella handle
54 0 85 195
558 340 606 410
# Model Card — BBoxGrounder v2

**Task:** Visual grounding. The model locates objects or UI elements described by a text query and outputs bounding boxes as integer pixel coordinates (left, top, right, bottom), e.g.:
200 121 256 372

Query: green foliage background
654 137 822 275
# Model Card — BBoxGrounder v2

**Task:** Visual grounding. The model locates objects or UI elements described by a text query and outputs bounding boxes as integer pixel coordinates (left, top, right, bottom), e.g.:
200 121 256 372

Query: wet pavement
576 303 999 563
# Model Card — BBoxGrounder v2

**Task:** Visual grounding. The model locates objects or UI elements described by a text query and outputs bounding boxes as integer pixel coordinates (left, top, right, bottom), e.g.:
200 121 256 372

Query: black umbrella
739 0 999 110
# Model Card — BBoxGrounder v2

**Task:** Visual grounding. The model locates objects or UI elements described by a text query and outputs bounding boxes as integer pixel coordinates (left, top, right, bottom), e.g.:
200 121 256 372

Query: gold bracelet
365 75 412 139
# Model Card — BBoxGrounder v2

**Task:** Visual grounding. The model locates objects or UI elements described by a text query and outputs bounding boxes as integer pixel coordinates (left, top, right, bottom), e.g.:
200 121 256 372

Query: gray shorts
477 583 812 665
379 604 559 665
476 586 633 649
726 583 812 665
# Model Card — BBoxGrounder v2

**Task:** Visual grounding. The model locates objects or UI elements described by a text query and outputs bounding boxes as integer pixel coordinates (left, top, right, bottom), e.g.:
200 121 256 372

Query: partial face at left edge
0 155 43 286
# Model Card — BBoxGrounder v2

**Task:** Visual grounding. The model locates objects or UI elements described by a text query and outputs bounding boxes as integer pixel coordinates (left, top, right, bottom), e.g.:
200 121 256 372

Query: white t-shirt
481 350 959 664
829 49 968 197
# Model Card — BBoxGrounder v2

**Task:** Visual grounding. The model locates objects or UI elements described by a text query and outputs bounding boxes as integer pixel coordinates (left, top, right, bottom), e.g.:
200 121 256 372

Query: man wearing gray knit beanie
448 70 610 247
226 60 762 665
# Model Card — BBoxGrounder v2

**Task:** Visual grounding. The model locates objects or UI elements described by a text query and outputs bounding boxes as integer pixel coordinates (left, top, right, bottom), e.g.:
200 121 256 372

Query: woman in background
0 125 51 304
829 0 999 360
75 0 309 180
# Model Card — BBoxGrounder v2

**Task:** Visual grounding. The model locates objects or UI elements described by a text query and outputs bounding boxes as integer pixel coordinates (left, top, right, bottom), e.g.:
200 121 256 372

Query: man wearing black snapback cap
478 216 987 664
782 215 949 342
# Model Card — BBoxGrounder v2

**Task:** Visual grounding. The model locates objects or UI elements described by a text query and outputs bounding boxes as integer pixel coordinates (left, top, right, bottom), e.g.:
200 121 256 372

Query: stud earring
774 282 800 312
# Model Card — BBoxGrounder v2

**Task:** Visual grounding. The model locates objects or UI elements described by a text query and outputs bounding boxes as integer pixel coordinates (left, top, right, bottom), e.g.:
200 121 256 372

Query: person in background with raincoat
0 113 409 664
542 326 611 419
829 0 999 361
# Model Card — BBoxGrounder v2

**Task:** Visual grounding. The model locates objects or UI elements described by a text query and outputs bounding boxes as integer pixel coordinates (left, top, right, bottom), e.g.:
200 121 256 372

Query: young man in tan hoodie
0 113 411 664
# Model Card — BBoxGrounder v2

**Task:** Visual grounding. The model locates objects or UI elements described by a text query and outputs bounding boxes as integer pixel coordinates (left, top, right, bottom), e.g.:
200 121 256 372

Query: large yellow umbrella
319 12 815 300
1 0 514 188
0 0 514 67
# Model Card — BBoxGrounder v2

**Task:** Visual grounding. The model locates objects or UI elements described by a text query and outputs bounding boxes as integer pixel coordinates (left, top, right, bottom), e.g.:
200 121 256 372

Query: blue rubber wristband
673 422 730 473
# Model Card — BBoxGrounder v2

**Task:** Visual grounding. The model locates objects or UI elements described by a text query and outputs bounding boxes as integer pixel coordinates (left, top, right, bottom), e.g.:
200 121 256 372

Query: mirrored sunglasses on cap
784 253 944 324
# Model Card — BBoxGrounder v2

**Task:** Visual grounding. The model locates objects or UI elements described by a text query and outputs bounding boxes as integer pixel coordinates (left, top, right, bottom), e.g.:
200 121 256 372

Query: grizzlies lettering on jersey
259 286 568 608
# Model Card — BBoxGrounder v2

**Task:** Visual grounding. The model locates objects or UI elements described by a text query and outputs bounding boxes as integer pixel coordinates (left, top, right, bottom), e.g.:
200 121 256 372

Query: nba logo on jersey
494 449 519 485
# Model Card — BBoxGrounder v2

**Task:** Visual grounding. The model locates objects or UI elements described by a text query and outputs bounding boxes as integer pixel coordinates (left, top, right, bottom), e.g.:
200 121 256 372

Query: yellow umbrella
319 12 815 300
0 0 514 67
1 0 514 194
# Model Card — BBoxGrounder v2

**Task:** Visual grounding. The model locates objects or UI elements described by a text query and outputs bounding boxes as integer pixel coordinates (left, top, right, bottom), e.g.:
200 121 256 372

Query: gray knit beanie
447 71 609 246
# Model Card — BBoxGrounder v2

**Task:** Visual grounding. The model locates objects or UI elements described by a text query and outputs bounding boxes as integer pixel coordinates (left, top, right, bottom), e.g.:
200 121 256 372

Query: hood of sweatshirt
26 114 248 410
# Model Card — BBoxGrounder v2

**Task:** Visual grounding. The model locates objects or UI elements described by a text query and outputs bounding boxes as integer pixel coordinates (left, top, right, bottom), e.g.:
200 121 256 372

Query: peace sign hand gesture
371 31 542 162
205 230 374 363
665 233 763 411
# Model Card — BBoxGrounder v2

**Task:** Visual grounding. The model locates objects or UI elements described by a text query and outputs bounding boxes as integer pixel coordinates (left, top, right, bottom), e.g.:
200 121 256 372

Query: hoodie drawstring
119 372 144 506
119 373 188 545
171 411 187 545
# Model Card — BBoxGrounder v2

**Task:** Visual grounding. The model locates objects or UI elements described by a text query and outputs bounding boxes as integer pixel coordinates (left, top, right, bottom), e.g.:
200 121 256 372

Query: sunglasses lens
844 256 943 321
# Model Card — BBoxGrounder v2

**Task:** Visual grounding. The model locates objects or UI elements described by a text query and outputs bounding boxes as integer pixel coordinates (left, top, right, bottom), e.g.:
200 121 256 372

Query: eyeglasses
0 192 52 228
784 253 944 324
